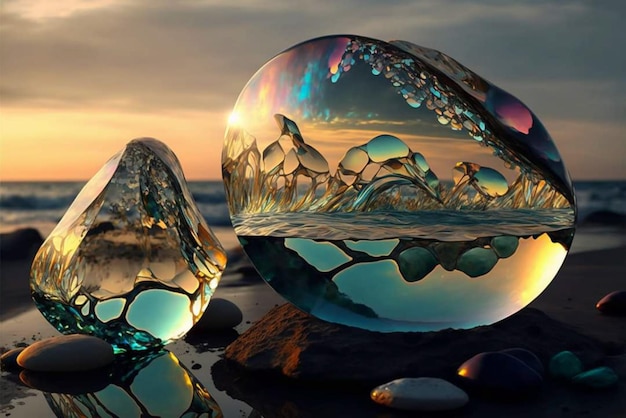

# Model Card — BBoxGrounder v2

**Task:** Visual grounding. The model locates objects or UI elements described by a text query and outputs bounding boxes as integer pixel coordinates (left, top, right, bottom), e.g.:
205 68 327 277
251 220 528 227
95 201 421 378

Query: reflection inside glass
222 35 576 331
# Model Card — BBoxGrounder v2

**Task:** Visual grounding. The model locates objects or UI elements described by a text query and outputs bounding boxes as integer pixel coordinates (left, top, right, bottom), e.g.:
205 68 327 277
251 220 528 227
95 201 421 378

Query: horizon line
1 177 625 183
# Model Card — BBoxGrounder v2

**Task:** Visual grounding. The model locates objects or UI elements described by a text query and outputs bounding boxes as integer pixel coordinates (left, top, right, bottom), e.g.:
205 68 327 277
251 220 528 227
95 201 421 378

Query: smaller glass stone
30 138 227 352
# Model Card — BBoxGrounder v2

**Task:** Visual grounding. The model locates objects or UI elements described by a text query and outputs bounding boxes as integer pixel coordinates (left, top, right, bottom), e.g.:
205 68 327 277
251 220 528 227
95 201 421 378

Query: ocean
0 181 230 236
1 180 624 238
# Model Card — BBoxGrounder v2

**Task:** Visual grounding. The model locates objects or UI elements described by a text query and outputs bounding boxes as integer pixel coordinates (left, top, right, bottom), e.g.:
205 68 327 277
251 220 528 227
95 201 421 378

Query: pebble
0 228 43 261
571 366 619 389
397 247 438 282
490 236 519 258
596 290 626 316
371 377 469 411
16 335 114 372
549 351 583 380
456 248 498 277
456 351 543 398
499 348 544 376
20 368 110 394
194 298 243 330
1 347 26 372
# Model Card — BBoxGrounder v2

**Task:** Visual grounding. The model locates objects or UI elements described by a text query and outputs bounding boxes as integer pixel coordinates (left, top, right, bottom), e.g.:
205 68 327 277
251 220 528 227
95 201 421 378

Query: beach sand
1 226 625 417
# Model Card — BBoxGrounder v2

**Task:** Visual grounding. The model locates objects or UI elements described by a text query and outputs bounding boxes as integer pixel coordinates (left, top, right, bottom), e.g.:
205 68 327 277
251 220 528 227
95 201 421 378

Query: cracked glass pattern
222 35 576 331
30 138 227 351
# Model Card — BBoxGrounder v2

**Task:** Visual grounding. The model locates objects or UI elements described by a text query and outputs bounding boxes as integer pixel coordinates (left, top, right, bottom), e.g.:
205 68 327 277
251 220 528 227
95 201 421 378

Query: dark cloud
1 0 624 125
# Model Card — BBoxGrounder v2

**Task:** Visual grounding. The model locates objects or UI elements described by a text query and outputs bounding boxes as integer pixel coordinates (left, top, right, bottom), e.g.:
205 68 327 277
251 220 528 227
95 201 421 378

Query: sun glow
227 112 241 126
0 108 226 180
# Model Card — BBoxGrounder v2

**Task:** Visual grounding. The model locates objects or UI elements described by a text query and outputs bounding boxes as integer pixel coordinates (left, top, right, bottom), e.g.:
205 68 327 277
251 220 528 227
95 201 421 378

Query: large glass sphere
222 35 576 332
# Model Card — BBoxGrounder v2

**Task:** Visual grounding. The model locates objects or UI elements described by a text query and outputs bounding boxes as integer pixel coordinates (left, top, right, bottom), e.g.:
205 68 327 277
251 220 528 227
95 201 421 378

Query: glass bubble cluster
222 35 576 332
30 138 226 352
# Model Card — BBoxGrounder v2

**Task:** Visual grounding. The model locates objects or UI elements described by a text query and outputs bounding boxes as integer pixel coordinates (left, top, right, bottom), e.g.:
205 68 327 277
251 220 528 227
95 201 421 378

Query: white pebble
17 334 114 372
371 377 469 411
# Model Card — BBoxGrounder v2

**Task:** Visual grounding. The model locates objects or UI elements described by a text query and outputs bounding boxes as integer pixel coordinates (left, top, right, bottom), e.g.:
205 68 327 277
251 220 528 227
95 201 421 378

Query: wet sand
1 226 625 417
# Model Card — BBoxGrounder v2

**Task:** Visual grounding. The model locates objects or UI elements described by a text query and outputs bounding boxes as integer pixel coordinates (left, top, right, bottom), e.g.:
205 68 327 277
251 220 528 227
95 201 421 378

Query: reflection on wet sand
212 359 387 418
21 350 222 418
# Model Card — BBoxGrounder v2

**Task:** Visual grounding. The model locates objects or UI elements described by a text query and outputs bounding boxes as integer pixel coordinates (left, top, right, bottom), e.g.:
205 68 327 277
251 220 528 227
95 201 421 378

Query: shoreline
1 224 623 325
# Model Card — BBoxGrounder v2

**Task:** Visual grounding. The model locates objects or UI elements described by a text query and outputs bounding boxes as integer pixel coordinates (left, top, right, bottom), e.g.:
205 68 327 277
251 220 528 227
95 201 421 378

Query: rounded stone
16 335 114 372
397 247 438 282
596 290 626 316
499 347 544 377
0 228 43 261
1 347 26 373
456 247 498 277
571 366 619 389
223 34 576 332
194 298 243 331
456 351 543 398
491 236 519 258
371 377 469 411
19 368 110 394
549 350 584 380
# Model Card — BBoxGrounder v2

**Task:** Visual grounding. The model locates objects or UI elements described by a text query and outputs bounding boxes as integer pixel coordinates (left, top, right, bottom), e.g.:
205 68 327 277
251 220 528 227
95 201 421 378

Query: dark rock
581 210 626 226
456 247 498 277
596 291 626 316
491 236 519 258
499 348 545 376
194 298 243 331
1 347 26 373
0 228 43 261
19 368 110 394
85 221 115 236
571 367 619 389
220 266 264 286
456 352 543 399
224 303 604 385
549 351 584 380
397 247 438 282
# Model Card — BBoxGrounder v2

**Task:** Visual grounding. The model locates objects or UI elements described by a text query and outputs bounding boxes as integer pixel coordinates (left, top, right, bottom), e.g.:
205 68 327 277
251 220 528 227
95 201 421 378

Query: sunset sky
1 0 624 181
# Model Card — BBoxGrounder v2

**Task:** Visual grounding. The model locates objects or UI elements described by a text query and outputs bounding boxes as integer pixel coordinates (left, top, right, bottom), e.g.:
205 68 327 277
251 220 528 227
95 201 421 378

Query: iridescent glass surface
222 35 576 331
